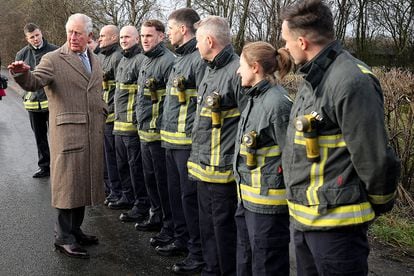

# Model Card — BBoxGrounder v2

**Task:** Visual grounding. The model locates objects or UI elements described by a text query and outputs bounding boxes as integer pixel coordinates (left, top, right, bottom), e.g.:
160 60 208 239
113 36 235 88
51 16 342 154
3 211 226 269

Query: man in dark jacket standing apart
280 1 400 275
15 23 58 178
9 13 106 259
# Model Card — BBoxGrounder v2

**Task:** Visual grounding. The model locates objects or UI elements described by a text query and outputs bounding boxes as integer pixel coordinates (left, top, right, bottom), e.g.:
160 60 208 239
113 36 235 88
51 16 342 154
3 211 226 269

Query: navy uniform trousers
103 123 122 199
235 204 290 276
197 181 238 276
115 135 149 213
141 141 174 237
165 148 202 261
294 225 369 276
28 111 50 170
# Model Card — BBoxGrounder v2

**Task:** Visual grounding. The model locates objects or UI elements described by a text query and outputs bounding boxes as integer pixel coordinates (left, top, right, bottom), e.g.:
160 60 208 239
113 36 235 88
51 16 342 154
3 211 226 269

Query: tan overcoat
15 43 106 209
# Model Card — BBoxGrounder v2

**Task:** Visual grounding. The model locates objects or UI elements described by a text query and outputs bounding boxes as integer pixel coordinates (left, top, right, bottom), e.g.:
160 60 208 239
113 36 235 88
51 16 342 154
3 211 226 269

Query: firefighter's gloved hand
371 199 395 217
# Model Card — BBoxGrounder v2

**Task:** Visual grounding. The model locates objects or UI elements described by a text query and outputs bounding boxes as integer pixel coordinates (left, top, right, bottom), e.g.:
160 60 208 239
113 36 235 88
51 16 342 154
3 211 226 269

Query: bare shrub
376 68 414 198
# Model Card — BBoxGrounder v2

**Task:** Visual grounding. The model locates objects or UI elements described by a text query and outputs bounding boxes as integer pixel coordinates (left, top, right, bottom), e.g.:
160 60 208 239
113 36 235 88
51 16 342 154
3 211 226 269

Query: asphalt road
0 72 183 275
0 68 413 276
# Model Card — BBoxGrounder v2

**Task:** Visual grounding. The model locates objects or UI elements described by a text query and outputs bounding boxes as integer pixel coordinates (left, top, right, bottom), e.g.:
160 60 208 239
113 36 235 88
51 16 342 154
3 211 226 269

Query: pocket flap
56 113 87 125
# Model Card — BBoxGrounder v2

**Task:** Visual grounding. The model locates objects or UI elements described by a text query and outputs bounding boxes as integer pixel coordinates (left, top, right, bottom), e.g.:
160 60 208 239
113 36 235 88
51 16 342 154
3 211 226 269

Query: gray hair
66 13 93 34
195 16 231 47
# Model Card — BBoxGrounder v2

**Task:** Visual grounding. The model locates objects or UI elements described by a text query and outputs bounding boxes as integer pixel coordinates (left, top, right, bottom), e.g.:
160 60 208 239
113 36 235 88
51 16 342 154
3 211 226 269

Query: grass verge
368 205 414 256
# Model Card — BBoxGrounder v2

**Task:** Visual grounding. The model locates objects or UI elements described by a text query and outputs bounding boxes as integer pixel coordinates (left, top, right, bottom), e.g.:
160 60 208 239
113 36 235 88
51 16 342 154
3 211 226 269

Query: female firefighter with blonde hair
233 41 293 275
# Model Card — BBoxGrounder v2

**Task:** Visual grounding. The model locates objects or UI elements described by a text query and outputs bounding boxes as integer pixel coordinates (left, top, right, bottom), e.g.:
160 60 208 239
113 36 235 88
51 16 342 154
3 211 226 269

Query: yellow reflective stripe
40 101 48 109
249 155 266 187
114 121 136 132
103 80 116 90
138 130 161 142
170 87 197 130
169 87 197 97
141 88 166 129
240 184 287 205
200 107 240 118
24 100 48 110
250 158 262 187
288 201 375 227
127 92 135 122
357 64 375 76
240 144 281 157
200 107 210 117
119 83 137 91
106 113 115 123
116 83 137 123
368 192 396 205
210 128 221 166
295 132 346 148
103 90 109 102
239 146 277 188
24 102 39 109
24 92 32 100
187 161 235 183
150 99 161 129
295 132 345 206
172 87 195 133
109 83 116 92
306 147 328 205
177 104 188 133
160 130 191 145
143 88 166 97
222 108 240 118
318 135 346 147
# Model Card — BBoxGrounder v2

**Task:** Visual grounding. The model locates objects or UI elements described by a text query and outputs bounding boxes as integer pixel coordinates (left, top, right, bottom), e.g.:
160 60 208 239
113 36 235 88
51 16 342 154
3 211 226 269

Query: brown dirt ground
368 237 414 275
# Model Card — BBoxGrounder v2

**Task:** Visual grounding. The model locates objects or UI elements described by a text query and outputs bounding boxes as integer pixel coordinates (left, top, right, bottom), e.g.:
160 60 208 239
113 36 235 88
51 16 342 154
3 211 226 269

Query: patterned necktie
79 52 91 74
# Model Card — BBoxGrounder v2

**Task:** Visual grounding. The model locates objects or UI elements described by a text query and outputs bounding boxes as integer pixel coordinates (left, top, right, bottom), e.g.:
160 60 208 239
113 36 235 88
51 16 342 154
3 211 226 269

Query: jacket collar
100 43 119 56
122 44 141 58
299 40 341 89
29 38 48 51
144 42 165 58
245 80 271 97
60 43 101 83
206 44 234 69
175 38 197 56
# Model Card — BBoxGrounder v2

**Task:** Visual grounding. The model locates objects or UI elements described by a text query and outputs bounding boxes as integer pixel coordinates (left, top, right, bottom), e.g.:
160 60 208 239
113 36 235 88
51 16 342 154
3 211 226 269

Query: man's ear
207 35 214 48
159 32 165 40
298 36 308 51
180 24 186 35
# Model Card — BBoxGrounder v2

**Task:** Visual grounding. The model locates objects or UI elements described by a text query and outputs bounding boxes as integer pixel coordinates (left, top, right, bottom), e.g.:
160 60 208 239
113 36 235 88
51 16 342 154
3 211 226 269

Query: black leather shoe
135 219 162 232
156 242 188 257
120 212 148 223
104 196 119 206
33 168 50 178
172 257 204 275
149 233 174 247
54 243 89 259
108 199 133 210
74 233 99 246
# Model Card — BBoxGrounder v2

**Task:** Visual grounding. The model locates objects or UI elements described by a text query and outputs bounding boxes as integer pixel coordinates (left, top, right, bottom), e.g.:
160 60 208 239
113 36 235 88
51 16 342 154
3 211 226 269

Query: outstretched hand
8 61 30 74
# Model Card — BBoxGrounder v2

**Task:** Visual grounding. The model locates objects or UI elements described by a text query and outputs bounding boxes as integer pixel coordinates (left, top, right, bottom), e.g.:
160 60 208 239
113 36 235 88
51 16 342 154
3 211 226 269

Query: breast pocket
56 112 87 153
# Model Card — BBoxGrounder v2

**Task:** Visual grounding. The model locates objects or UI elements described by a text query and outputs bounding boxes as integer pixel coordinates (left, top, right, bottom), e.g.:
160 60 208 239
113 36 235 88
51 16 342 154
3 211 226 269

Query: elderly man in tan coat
9 13 106 259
